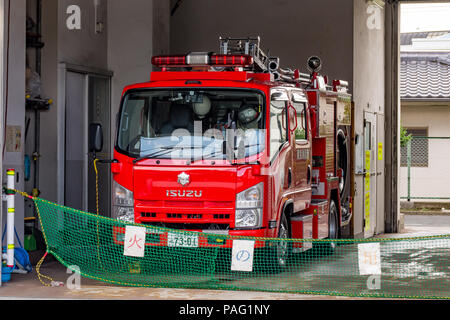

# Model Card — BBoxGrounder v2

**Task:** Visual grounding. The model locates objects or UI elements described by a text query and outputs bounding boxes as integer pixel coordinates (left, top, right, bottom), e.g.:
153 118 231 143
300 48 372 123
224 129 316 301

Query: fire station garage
0 0 448 298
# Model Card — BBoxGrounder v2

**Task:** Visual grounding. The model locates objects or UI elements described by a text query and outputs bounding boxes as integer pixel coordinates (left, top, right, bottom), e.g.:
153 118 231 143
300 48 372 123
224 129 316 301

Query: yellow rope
93 159 100 216
93 159 107 272
7 188 64 287
35 252 53 287
33 197 63 287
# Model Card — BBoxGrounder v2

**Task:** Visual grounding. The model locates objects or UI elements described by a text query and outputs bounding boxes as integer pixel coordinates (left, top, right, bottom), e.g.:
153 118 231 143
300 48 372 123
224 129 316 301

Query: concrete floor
0 214 448 300
0 261 365 300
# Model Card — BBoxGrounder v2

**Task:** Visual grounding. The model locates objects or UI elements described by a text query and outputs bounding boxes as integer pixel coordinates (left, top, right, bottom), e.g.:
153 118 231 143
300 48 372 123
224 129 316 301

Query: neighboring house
400 31 450 202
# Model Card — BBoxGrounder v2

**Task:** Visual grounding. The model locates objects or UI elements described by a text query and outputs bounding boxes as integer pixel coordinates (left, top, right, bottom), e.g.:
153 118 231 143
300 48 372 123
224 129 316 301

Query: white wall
108 0 158 147
38 0 58 203
353 0 386 236
400 103 450 202
0 1 5 269
57 0 108 69
2 0 26 243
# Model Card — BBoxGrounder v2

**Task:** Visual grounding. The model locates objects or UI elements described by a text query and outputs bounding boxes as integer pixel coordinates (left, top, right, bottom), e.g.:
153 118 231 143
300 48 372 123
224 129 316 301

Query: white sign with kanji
358 242 381 275
123 226 146 257
231 240 255 272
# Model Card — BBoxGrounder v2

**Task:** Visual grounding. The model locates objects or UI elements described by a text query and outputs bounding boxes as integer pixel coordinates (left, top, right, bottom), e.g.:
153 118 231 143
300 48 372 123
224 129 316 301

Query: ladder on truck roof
219 37 269 72
219 36 312 84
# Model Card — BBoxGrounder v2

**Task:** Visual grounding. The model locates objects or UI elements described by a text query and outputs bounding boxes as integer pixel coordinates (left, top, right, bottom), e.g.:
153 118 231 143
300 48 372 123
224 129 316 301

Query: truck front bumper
112 226 269 249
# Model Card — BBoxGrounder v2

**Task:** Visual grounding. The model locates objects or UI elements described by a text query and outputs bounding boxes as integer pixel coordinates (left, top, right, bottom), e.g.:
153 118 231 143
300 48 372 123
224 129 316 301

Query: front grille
166 213 203 219
213 214 230 220
141 222 230 231
167 213 183 219
187 214 203 219
141 212 156 218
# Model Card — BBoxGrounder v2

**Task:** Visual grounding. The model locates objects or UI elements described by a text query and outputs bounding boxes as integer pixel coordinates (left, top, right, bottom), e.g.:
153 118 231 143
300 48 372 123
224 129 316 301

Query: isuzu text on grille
166 190 203 198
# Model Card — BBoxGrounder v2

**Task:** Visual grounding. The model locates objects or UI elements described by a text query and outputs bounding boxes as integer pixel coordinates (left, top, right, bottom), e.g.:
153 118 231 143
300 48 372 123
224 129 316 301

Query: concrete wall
2 0 26 243
108 0 155 147
400 102 450 202
170 0 354 90
36 0 58 204
0 0 5 263
58 0 108 69
28 0 169 206
153 0 170 59
353 0 386 236
37 0 109 206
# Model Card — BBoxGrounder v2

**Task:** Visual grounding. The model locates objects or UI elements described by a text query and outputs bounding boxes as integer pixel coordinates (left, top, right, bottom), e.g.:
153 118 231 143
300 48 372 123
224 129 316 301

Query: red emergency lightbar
151 52 254 68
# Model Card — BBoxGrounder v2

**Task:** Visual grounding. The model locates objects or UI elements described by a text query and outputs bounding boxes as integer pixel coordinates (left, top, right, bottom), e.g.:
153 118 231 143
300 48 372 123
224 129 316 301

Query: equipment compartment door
363 112 377 237
291 99 312 213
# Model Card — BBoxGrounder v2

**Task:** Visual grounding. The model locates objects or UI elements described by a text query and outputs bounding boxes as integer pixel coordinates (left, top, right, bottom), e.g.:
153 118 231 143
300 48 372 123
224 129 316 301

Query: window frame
115 87 267 159
269 88 290 163
400 127 429 168
290 90 309 144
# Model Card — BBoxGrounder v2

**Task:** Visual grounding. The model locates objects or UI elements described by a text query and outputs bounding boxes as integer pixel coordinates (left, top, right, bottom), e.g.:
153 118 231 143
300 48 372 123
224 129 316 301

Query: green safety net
32 197 449 299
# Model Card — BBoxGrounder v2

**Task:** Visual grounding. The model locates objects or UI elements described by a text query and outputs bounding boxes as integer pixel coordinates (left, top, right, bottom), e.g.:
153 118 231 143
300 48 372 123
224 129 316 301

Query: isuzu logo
177 172 190 186
166 190 202 198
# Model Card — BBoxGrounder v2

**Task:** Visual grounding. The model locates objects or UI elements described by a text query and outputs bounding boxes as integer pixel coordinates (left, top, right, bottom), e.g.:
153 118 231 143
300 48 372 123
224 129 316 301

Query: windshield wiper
133 145 205 164
186 151 226 165
133 147 176 164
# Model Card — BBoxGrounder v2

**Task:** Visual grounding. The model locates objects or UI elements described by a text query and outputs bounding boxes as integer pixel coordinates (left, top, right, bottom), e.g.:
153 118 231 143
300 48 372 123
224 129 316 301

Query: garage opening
399 1 450 234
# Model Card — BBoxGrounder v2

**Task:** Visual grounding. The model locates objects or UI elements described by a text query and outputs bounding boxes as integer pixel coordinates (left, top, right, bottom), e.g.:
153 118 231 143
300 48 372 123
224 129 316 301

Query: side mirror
289 105 298 132
301 108 306 130
89 123 103 154
271 91 289 101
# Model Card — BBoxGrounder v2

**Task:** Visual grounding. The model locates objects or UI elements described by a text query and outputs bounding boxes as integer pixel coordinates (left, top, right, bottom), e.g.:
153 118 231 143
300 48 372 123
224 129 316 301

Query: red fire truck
91 37 353 270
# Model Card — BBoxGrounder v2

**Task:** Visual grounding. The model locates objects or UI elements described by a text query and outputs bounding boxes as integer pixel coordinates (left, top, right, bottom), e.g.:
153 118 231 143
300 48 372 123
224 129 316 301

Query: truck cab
112 73 306 239
99 40 353 270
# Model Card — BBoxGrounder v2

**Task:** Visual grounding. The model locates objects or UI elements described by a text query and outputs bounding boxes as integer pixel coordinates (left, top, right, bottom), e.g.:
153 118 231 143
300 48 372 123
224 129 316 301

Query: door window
293 102 307 141
270 89 289 161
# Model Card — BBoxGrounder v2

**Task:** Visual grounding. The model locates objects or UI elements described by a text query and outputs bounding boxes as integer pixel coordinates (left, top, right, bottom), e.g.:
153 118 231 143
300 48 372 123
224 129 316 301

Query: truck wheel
315 200 339 255
275 213 291 268
325 200 339 254
256 212 291 274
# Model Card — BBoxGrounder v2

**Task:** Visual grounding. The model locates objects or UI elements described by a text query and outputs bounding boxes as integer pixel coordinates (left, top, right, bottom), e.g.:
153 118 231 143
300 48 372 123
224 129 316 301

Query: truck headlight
112 181 134 223
235 182 264 228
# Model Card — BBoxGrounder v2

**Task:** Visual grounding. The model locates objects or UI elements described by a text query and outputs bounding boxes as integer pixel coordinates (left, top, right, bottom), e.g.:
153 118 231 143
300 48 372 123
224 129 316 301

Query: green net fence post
407 138 411 202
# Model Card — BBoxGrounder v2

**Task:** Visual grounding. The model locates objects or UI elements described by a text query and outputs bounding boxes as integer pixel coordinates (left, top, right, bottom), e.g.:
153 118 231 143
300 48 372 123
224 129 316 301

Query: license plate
167 232 198 248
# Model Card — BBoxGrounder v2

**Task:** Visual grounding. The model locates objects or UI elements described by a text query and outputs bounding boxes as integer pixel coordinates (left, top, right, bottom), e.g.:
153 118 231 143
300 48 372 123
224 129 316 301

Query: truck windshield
117 89 266 161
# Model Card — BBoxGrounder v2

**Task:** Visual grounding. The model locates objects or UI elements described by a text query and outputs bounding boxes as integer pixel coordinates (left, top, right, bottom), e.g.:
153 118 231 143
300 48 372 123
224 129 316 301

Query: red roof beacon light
151 55 186 67
151 52 254 68
209 54 253 67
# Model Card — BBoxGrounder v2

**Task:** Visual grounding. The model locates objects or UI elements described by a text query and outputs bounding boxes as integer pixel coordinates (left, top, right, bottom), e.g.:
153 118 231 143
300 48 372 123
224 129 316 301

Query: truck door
291 91 312 213
363 111 377 237
269 88 292 206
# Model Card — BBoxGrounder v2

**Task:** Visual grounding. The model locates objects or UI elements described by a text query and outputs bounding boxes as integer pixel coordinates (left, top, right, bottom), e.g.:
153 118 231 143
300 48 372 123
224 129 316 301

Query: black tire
314 200 339 255
256 212 291 274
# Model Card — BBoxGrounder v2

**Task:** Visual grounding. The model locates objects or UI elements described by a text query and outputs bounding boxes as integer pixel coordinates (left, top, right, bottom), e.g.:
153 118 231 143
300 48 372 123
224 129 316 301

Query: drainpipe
32 0 42 198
